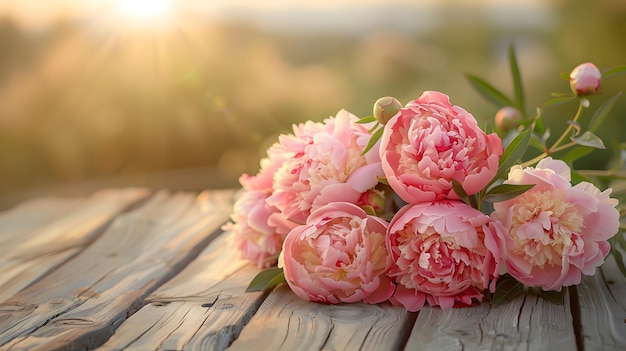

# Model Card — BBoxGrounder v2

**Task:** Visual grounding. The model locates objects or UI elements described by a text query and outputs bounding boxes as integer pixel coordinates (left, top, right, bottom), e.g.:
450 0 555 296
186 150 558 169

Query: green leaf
572 131 606 149
588 92 622 133
451 178 470 204
483 183 534 203
362 205 377 216
491 274 526 307
533 111 546 136
509 44 526 117
533 287 565 305
602 65 626 80
356 116 376 124
497 129 531 180
567 119 582 137
528 134 546 153
393 193 408 210
466 74 515 108
562 146 594 165
377 176 389 185
483 120 494 135
541 96 576 109
361 126 384 155
246 267 286 292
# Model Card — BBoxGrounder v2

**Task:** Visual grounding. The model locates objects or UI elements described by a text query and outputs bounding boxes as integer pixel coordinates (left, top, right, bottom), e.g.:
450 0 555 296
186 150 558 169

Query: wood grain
0 189 234 351
404 290 576 350
0 188 149 302
576 253 626 351
228 284 412 351
97 230 267 351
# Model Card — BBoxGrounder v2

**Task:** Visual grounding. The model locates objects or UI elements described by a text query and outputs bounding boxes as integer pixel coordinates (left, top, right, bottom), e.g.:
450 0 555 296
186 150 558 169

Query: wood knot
0 302 37 313
74 287 99 298
217 303 235 310
52 318 96 326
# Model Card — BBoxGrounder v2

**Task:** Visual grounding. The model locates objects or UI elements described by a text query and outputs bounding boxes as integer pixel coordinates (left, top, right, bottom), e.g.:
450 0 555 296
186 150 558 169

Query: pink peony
379 91 503 204
490 157 620 291
224 142 295 268
569 62 602 96
386 201 500 311
280 202 394 304
267 109 384 226
223 190 286 268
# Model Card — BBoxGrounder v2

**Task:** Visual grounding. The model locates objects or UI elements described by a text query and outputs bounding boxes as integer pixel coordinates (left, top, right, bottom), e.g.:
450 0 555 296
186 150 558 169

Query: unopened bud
357 189 386 216
495 106 523 132
373 96 402 125
569 62 601 96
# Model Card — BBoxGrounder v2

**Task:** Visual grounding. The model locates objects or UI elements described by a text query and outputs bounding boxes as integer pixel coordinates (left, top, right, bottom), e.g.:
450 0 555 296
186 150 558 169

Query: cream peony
490 157 620 291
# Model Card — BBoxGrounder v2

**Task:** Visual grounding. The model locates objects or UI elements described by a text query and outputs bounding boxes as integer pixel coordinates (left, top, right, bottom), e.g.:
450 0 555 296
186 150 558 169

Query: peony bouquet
223 46 626 311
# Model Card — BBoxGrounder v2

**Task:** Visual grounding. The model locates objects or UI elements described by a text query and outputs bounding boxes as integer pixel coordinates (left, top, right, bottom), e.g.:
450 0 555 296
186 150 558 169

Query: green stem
519 152 548 168
518 99 586 168
550 141 578 154
550 99 586 150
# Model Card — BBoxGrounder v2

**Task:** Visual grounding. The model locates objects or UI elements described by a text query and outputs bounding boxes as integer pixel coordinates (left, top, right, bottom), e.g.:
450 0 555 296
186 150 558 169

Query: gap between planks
0 188 235 351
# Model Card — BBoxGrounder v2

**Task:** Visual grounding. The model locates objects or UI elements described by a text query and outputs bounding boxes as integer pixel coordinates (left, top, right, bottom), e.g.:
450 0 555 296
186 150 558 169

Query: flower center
509 189 584 268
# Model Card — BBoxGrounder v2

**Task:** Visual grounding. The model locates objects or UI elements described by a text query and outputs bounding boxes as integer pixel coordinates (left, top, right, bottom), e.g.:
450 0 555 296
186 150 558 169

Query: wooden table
1 188 625 351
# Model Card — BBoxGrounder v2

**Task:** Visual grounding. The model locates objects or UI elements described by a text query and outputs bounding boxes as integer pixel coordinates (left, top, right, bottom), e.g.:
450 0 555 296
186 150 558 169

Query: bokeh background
0 0 625 207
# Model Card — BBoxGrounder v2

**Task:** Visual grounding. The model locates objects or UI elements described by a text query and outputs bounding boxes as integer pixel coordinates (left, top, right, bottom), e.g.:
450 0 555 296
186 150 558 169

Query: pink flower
570 62 602 96
223 190 286 268
267 109 384 226
379 91 503 204
224 142 296 268
280 202 394 304
490 157 620 291
386 201 500 311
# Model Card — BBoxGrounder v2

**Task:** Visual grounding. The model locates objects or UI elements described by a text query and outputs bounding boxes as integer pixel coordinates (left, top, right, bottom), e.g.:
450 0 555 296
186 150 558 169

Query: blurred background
0 0 625 207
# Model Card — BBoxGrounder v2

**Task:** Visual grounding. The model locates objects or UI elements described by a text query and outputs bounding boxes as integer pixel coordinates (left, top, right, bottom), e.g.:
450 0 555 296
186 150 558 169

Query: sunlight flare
117 0 172 20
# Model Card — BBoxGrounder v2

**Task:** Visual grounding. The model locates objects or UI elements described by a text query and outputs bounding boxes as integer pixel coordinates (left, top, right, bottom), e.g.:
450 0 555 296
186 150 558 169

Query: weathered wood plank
98 231 267 351
404 290 576 350
0 189 234 351
576 253 626 351
0 188 150 302
227 284 412 351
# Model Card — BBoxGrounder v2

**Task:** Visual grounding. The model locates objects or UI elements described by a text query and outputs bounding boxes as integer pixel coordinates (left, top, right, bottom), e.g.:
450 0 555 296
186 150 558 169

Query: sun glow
117 0 172 20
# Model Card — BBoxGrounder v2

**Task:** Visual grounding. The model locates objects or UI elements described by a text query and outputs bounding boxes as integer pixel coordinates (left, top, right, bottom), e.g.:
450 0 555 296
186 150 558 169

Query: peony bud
373 96 402 125
569 62 602 96
495 106 523 132
356 189 386 216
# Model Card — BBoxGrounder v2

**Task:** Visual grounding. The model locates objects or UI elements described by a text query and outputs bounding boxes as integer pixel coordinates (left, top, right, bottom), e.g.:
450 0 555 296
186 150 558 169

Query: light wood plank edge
98 281 268 351
97 229 271 351
576 251 626 351
0 189 235 351
0 188 152 303
404 289 577 350
227 284 413 351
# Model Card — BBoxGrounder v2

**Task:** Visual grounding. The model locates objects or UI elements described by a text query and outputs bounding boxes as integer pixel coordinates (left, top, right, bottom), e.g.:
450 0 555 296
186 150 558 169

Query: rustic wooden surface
0 188 625 351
